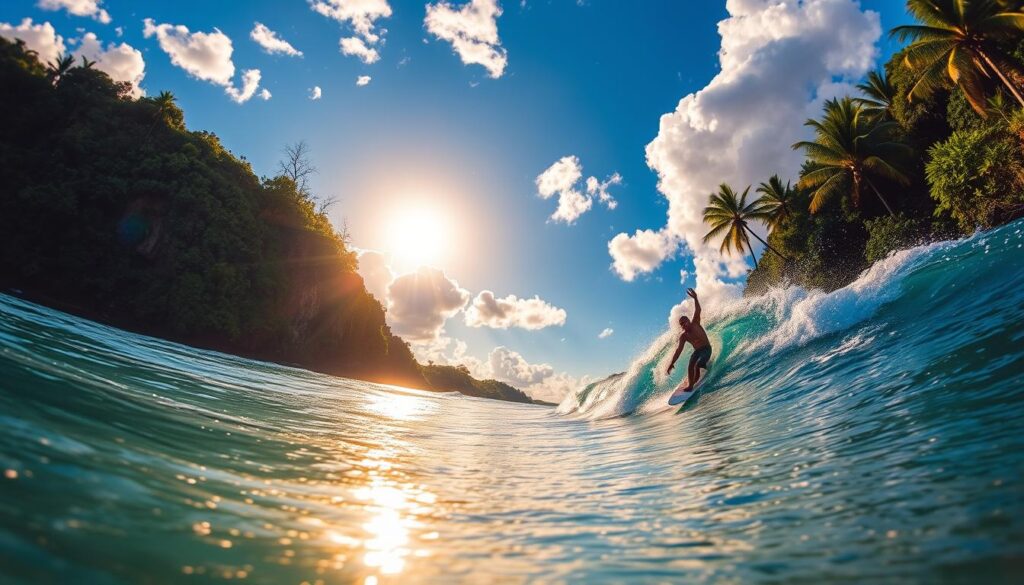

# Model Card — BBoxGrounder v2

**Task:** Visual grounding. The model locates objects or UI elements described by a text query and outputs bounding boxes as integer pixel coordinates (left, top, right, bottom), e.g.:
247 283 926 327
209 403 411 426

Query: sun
386 203 449 271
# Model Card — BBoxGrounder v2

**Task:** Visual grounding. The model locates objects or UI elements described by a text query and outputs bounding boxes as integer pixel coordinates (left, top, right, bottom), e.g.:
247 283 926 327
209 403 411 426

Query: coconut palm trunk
977 49 1024 108
864 177 896 216
743 225 789 261
742 231 758 269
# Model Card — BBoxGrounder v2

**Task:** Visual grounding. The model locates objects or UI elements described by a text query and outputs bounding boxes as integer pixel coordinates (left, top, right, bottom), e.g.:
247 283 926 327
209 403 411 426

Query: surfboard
668 376 704 406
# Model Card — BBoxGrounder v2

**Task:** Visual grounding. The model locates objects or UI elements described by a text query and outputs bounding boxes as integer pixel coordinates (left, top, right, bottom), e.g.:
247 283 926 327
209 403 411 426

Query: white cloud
0 18 65 66
412 335 583 403
586 173 621 210
259 88 272 100
143 19 264 104
114 26 122 37
464 291 566 330
354 250 580 402
356 74 371 86
679 269 689 284
251 22 302 57
610 0 880 306
608 228 678 281
225 68 262 103
72 32 145 97
312 0 391 62
598 327 613 339
536 155 621 224
425 0 507 78
486 347 588 403
386 266 470 341
310 85 322 100
38 0 110 25
340 36 379 64
356 249 393 302
488 345 553 386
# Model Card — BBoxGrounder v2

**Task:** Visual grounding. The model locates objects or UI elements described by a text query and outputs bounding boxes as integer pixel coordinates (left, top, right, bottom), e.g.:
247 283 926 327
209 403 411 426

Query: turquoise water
2 221 1024 584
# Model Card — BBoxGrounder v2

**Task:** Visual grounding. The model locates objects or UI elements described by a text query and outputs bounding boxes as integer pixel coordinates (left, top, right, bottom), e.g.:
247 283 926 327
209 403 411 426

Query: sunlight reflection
319 448 437 581
364 390 436 421
354 481 417 575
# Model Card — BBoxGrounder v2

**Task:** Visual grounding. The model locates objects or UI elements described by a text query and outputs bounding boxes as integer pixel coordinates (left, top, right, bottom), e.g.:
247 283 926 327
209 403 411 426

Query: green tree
702 184 787 269
46 53 75 86
891 0 1024 114
854 69 897 119
793 97 912 216
755 175 797 227
925 124 1024 231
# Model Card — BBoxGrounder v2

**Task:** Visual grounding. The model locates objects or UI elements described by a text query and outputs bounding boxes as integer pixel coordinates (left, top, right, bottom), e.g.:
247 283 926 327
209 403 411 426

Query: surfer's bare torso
680 322 709 350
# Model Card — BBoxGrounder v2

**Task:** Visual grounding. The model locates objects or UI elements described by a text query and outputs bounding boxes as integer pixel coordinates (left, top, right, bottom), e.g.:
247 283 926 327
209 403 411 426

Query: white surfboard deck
667 376 705 406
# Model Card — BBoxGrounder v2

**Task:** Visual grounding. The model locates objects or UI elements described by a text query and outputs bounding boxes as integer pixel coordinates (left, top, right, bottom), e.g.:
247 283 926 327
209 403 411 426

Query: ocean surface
2 221 1024 584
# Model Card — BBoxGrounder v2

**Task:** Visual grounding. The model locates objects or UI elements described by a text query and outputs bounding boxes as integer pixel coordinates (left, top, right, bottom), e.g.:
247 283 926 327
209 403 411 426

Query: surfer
666 288 712 392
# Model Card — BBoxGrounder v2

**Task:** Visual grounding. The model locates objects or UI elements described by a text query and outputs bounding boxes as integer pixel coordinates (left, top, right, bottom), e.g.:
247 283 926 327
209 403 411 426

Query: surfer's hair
679 316 690 327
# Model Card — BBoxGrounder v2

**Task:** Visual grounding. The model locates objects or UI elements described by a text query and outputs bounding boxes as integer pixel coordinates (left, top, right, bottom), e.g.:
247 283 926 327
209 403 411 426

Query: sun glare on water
386 203 449 271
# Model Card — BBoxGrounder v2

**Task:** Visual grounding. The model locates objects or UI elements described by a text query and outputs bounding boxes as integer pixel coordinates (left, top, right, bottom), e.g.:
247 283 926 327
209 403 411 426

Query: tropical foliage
702 184 785 268
725 1 1024 296
793 97 912 215
755 175 797 227
854 69 897 119
891 0 1024 114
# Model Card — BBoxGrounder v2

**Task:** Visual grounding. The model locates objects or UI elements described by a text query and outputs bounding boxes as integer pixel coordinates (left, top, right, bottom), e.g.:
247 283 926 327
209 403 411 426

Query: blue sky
1 0 915 399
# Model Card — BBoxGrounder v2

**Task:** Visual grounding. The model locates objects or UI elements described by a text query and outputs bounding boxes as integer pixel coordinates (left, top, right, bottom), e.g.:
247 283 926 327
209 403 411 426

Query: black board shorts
692 345 713 369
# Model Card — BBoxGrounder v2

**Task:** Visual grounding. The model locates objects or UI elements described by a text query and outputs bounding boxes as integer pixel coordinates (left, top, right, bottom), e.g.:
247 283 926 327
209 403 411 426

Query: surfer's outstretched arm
666 337 686 375
688 288 701 325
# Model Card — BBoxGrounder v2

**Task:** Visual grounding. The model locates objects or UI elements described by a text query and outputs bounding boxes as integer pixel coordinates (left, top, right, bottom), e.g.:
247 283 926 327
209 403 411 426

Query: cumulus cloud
488 346 553 387
340 36 379 64
0 18 65 65
225 68 263 103
608 228 678 281
354 250 579 401
536 155 620 224
425 0 507 78
310 85 322 100
586 173 621 210
251 22 302 57
356 75 371 86
464 291 566 330
610 0 880 307
143 19 265 104
598 327 613 339
487 347 587 403
411 335 583 403
386 266 470 341
72 32 146 97
38 0 110 25
356 249 394 303
311 0 391 62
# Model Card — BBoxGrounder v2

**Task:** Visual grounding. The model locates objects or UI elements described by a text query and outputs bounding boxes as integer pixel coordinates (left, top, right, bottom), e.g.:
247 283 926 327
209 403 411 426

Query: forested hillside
0 37 532 403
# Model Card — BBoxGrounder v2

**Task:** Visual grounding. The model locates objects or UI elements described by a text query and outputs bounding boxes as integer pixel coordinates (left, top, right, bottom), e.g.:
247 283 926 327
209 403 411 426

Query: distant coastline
0 38 536 405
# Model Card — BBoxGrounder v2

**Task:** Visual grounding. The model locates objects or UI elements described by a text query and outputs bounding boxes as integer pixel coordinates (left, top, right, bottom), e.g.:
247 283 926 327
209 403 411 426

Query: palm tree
702 184 787 269
78 55 96 69
144 91 178 142
46 53 75 86
792 97 912 216
755 175 796 228
151 91 177 120
891 0 1024 115
854 69 896 119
